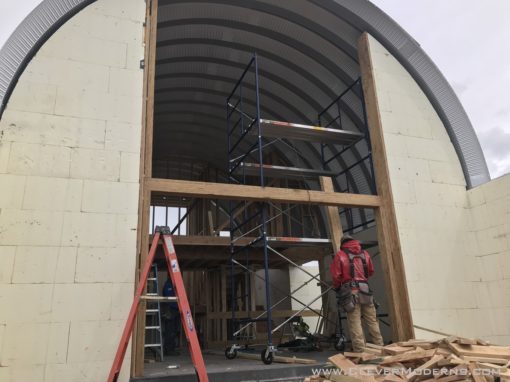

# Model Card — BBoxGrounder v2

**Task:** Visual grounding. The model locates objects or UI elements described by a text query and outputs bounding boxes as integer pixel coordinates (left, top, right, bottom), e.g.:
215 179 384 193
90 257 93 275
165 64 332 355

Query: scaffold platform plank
234 162 335 179
258 119 364 144
266 236 331 247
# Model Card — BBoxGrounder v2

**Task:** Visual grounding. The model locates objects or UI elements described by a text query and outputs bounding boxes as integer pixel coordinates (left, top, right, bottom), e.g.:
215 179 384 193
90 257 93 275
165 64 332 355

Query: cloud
372 0 510 179
450 81 469 97
477 126 510 177
0 1 43 49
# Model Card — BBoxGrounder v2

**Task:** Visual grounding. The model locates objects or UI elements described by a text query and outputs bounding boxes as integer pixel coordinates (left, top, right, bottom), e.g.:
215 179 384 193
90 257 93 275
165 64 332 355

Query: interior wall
289 264 322 331
0 1 145 381
366 34 510 345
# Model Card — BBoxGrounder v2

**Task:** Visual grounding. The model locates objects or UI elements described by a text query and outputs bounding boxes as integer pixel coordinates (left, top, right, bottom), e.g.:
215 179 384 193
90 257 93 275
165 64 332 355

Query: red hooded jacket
330 239 375 289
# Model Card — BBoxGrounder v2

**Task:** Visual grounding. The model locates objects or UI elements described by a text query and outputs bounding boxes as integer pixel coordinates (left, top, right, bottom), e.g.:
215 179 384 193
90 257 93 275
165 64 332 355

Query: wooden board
364 347 383 356
133 0 159 377
384 345 416 356
329 354 358 372
319 176 344 336
380 349 436 365
367 343 385 351
319 176 343 253
208 350 316 364
447 343 510 360
358 32 414 342
462 356 509 365
383 375 405 382
147 178 381 208
405 355 444 382
468 362 487 382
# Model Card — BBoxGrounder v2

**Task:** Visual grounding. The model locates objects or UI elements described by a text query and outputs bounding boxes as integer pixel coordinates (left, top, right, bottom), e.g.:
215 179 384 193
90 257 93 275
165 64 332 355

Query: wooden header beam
146 178 381 209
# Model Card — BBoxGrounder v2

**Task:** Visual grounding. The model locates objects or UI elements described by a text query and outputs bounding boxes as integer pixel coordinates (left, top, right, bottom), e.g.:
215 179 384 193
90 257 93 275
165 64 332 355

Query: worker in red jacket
330 235 383 352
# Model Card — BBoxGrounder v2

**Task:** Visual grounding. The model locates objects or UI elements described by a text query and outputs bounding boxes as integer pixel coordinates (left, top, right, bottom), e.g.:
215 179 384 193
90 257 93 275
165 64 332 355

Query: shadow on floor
132 348 337 382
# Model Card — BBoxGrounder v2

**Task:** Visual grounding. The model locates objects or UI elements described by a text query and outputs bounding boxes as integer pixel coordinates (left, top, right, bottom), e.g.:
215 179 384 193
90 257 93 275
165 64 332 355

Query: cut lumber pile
304 337 510 382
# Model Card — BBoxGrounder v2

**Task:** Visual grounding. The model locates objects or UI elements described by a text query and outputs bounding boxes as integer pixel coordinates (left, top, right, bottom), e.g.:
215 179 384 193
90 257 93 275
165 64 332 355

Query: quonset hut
0 1 509 381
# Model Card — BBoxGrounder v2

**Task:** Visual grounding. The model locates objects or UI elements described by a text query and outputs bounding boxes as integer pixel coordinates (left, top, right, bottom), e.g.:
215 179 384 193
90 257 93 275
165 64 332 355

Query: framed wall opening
132 0 413 378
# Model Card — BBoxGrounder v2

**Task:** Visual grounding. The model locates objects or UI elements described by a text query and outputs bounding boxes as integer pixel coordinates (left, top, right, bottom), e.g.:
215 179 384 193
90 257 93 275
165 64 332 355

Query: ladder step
147 278 157 281
145 326 161 330
234 162 335 180
142 296 178 301
257 119 364 144
108 230 207 381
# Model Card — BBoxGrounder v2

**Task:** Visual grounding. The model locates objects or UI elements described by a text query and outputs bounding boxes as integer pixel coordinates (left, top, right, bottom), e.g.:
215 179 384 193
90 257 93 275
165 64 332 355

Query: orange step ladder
107 226 209 382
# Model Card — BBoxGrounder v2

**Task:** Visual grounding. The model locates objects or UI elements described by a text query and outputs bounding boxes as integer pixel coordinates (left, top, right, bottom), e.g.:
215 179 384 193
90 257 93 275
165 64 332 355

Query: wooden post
318 177 343 336
221 267 227 344
319 177 343 252
133 0 158 377
250 270 257 338
205 271 211 346
358 32 414 341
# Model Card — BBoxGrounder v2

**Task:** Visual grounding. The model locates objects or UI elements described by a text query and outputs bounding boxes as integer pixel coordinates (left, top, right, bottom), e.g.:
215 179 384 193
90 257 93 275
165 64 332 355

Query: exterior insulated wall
366 34 510 345
467 175 510 345
0 0 145 381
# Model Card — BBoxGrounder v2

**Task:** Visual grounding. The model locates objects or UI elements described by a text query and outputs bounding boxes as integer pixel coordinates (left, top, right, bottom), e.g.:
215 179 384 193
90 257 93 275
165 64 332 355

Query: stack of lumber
305 337 510 382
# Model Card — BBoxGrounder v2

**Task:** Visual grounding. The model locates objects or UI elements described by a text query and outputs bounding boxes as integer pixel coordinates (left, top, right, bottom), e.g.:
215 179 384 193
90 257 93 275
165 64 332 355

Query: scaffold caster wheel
335 335 346 351
261 349 274 365
225 346 237 360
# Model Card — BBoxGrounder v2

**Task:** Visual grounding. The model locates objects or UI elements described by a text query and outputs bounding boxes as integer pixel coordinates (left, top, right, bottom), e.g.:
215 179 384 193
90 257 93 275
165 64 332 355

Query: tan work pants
345 301 384 352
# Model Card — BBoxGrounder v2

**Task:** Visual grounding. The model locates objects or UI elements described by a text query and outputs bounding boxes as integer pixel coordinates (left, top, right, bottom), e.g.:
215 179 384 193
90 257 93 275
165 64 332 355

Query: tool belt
336 283 356 313
357 281 374 306
336 280 374 312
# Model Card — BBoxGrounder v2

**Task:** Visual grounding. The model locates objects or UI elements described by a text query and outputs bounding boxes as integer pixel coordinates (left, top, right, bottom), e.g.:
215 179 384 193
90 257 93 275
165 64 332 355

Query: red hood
341 239 362 254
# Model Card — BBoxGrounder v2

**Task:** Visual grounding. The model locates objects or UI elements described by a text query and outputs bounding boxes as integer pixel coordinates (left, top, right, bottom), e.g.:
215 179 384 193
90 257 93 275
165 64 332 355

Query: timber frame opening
132 0 413 375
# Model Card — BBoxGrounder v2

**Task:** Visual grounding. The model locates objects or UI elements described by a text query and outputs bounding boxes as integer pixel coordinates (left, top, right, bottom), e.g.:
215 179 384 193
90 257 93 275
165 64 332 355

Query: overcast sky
1 0 509 179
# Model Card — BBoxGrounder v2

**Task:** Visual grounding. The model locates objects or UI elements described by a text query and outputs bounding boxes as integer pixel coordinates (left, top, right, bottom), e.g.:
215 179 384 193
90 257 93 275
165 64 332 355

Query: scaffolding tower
225 53 374 364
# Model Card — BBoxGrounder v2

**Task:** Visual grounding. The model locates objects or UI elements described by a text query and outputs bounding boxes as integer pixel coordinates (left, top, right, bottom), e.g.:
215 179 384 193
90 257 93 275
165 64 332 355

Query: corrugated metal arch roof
0 0 490 188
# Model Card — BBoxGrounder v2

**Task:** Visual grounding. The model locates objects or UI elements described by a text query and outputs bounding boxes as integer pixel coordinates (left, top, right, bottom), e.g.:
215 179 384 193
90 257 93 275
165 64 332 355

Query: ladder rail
161 233 209 381
107 230 209 382
107 232 161 382
143 263 164 362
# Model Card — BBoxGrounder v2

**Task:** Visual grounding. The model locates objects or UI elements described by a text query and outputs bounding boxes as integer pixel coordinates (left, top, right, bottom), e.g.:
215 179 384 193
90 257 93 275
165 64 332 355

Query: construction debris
304 337 510 382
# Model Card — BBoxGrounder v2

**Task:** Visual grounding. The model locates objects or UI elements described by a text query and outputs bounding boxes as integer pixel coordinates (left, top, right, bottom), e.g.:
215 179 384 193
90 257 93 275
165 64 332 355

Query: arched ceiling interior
0 0 492 233
154 0 372 194
152 0 382 232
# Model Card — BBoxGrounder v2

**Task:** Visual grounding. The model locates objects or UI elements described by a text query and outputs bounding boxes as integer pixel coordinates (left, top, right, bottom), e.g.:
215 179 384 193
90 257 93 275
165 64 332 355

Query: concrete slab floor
132 348 337 382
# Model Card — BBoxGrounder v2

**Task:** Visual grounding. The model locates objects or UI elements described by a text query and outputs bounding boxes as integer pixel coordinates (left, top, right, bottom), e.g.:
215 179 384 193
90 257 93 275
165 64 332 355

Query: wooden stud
133 0 158 377
207 210 214 235
250 270 257 338
205 271 211 346
221 267 227 342
144 0 158 179
319 177 343 252
133 188 151 376
318 176 343 336
358 32 414 342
